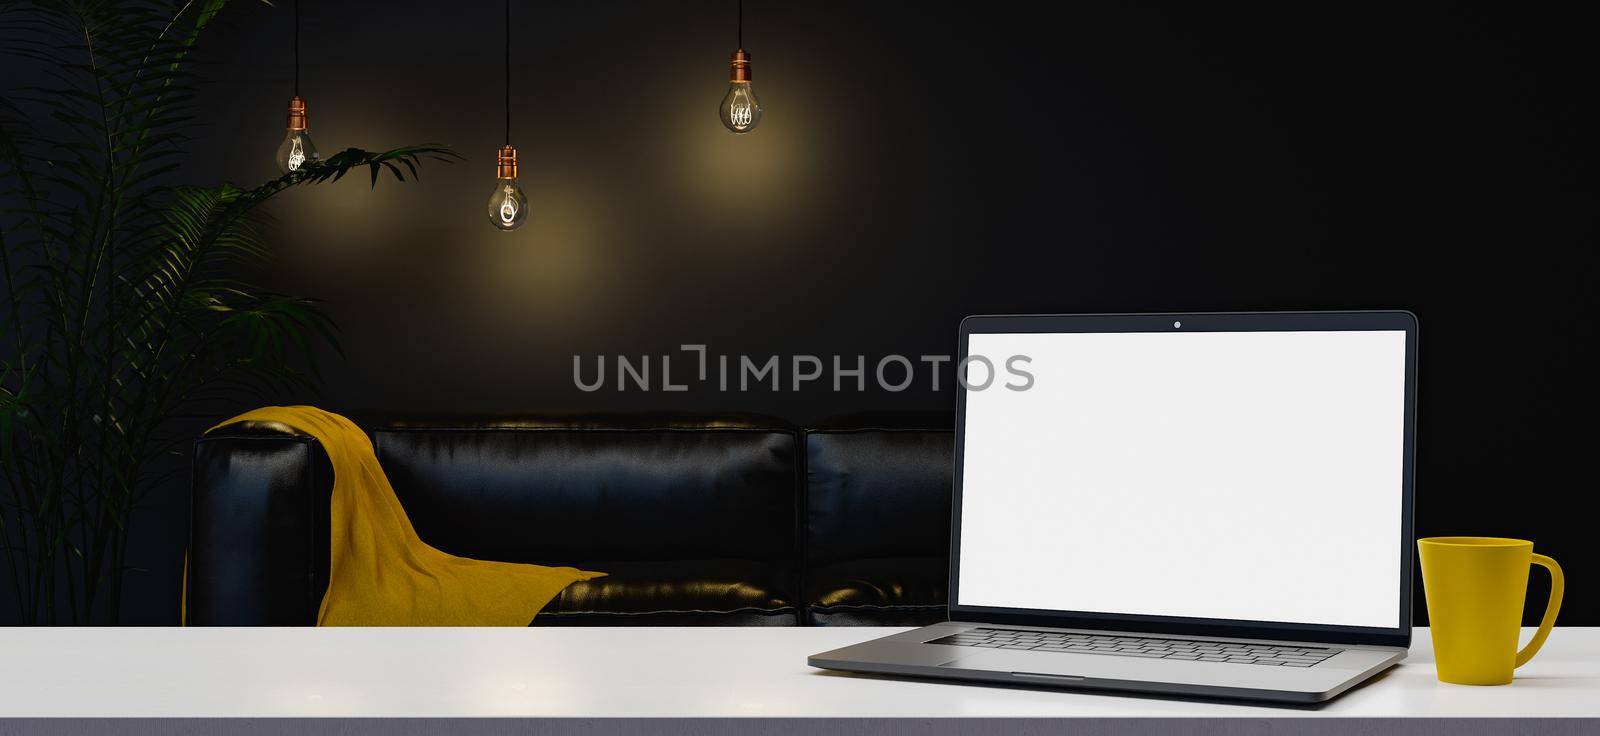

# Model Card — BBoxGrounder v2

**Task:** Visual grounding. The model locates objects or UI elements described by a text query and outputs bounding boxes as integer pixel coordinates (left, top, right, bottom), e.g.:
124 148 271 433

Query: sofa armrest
187 427 331 625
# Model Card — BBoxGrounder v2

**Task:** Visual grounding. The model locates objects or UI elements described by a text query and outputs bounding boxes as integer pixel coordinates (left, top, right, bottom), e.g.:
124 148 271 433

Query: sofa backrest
805 428 954 568
371 417 798 566
189 413 960 625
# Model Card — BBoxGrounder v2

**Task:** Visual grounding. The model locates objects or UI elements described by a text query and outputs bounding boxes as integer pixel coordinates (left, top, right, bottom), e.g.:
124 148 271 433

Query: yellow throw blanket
205 406 604 626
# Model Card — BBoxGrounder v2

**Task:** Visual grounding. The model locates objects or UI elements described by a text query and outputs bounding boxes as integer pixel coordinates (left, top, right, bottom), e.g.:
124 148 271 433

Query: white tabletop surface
2 626 1596 718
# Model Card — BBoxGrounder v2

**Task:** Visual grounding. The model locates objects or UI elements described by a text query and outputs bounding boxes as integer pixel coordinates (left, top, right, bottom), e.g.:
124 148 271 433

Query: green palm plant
0 0 459 623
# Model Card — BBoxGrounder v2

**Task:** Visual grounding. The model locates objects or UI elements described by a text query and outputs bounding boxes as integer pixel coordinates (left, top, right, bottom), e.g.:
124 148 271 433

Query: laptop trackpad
940 649 1102 677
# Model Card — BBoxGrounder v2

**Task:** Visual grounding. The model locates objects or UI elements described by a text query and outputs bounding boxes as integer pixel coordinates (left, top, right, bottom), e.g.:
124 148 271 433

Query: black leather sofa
187 414 953 626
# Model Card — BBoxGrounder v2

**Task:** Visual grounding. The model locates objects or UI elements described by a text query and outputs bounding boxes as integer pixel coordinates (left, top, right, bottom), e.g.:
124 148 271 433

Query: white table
2 627 1596 735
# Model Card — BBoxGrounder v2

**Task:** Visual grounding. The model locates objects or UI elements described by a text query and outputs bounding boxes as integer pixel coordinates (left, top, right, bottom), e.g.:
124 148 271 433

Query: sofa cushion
805 426 953 626
370 415 800 625
535 559 797 626
805 555 948 626
372 417 797 566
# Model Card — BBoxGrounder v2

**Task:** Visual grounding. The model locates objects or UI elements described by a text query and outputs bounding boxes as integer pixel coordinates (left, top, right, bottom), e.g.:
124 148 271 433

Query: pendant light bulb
486 0 527 231
277 1 315 173
486 145 528 231
720 49 762 134
275 96 318 173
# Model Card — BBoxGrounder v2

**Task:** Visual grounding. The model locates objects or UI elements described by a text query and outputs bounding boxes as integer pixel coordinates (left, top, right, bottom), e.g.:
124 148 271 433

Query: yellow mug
1418 537 1564 685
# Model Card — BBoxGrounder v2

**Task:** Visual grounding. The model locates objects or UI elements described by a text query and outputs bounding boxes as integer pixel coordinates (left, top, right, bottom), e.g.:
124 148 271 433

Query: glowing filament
499 196 518 224
287 137 305 171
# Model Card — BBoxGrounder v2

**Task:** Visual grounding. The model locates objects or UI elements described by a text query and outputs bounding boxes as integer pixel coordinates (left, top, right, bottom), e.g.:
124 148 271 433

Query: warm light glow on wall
472 178 615 320
666 75 831 241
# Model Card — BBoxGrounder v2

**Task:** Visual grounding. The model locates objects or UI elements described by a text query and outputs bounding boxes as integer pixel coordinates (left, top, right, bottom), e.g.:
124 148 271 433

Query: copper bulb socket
729 48 752 84
496 145 518 180
285 95 308 131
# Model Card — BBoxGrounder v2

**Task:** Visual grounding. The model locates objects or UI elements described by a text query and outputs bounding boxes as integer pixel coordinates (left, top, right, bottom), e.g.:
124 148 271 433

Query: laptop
809 311 1417 704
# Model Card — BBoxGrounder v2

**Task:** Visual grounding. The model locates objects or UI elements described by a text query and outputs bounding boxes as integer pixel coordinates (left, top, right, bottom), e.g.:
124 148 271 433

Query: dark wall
91 1 1600 622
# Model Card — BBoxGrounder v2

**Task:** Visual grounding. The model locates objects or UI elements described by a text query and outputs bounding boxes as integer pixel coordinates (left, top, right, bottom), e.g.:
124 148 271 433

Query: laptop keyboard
927 628 1339 667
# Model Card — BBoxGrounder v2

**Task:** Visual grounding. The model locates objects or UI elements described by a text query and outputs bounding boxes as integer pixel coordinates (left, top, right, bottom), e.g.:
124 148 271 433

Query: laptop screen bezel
947 311 1417 648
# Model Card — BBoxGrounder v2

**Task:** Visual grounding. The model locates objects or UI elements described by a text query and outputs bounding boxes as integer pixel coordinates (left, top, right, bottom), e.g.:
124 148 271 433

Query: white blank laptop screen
957 330 1407 629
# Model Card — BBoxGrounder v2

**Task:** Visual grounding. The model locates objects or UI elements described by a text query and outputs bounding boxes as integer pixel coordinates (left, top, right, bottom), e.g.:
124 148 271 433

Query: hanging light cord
504 0 511 145
738 0 743 49
293 0 300 96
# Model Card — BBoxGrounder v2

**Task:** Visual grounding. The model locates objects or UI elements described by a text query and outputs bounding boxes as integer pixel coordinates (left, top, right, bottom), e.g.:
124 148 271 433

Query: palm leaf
0 0 455 623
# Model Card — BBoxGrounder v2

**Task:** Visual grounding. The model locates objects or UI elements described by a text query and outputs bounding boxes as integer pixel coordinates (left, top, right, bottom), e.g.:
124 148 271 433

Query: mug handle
1514 553 1565 668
